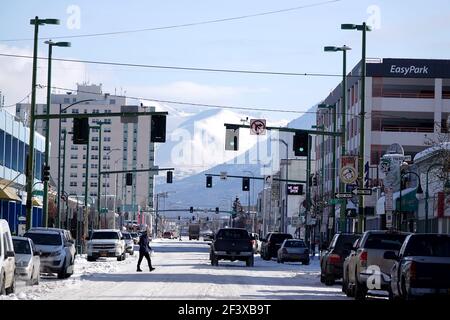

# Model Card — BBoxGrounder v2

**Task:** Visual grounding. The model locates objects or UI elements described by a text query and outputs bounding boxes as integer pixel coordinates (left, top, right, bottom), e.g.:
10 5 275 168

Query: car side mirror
6 251 15 258
121 236 125 240
383 251 399 260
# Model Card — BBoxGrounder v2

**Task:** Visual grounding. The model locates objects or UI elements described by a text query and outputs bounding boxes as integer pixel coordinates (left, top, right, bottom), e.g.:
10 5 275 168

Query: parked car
277 239 309 264
0 219 15 295
87 229 126 262
260 232 293 260
24 227 75 279
250 233 262 253
121 232 134 255
210 228 254 267
12 236 40 285
320 233 361 286
202 231 214 242
130 232 139 244
343 230 410 300
386 233 450 300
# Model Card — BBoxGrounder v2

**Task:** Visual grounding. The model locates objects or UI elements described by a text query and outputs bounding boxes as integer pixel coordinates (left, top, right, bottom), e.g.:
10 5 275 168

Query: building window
71 109 79 114
91 164 98 169
102 183 110 188
90 192 97 197
64 98 70 103
92 137 99 142
69 182 77 187
103 146 111 151
72 98 77 103
104 127 111 133
104 119 111 124
91 155 99 160
91 146 99 151
110 99 116 104
71 145 78 150
82 164 86 169
103 155 110 161
90 182 97 188
70 154 78 160
104 137 111 142
70 173 78 178
91 173 98 178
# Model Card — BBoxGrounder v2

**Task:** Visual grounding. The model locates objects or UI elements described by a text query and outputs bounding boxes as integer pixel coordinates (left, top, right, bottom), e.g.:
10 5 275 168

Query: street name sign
352 188 372 196
335 192 353 199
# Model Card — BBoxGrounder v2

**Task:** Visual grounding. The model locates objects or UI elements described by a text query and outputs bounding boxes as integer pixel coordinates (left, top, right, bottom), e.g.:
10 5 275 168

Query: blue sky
1 0 449 123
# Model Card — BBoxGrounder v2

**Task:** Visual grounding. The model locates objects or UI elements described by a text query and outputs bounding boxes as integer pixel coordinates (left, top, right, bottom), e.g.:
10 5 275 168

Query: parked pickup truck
210 228 254 267
386 233 450 300
87 229 126 262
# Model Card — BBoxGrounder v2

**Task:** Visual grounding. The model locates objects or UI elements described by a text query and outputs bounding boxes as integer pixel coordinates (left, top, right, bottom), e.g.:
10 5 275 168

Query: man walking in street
137 231 155 272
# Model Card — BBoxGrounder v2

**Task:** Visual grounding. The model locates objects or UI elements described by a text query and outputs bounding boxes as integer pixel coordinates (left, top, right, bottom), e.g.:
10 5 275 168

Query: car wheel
354 275 367 300
246 256 254 267
0 271 6 295
57 259 68 279
5 276 15 295
302 259 310 265
211 255 219 266
325 275 335 286
280 259 284 264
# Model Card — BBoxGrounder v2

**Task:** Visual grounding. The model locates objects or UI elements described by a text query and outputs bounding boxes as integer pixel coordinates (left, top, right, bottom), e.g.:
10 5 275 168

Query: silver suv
24 228 76 279
343 230 409 300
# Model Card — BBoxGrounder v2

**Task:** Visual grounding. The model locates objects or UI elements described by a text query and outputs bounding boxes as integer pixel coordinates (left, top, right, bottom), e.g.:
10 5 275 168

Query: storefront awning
0 184 21 202
376 187 419 215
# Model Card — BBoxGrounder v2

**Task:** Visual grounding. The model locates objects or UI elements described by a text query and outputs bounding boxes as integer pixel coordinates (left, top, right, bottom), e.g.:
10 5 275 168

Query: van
0 219 16 294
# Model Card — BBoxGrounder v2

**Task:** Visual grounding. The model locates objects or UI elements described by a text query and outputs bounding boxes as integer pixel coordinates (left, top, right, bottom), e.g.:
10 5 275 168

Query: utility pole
83 129 90 252
60 129 67 228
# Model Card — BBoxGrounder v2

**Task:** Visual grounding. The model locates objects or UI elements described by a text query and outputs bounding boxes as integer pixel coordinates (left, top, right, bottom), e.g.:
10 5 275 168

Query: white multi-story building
16 83 157 225
315 58 450 233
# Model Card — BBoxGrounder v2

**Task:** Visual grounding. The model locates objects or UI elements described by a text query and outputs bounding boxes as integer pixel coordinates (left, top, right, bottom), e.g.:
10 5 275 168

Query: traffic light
206 176 212 188
167 171 173 183
190 206 194 213
42 165 50 182
126 173 133 186
206 217 209 221
73 118 89 144
215 207 219 214
242 177 250 191
192 216 195 221
150 115 166 143
178 216 180 220
293 131 308 157
225 125 239 151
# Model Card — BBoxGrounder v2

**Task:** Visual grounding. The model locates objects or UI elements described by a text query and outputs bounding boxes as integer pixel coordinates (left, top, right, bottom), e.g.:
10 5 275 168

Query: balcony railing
380 126 433 133
379 92 435 99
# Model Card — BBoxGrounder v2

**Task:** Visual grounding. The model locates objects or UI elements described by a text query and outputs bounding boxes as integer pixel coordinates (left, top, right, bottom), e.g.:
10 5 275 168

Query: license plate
100 252 107 257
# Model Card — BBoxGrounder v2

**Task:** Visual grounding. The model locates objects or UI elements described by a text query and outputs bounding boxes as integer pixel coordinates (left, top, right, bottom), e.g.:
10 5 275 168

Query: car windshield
13 239 31 254
24 233 62 246
285 240 306 247
122 233 132 240
365 233 408 250
216 229 249 240
269 233 292 243
405 235 450 257
92 232 119 240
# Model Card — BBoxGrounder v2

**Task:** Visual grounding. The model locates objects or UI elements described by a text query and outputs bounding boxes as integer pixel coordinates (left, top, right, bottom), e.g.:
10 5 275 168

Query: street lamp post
57 99 96 229
425 163 442 233
26 17 60 231
324 45 351 232
341 22 371 233
271 139 288 233
399 171 423 232
103 148 120 228
243 170 255 232
312 124 325 240
318 103 337 237
43 40 71 227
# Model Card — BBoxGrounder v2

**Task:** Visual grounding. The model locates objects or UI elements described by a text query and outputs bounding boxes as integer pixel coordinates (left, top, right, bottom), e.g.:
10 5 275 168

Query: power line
0 53 355 78
0 0 343 42
37 84 362 117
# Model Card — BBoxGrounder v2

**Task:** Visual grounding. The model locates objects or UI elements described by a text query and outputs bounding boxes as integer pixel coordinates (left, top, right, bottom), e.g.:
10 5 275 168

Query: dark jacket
138 233 151 253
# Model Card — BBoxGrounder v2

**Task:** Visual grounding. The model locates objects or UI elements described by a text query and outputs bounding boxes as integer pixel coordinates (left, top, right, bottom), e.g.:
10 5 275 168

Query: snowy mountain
154 105 317 217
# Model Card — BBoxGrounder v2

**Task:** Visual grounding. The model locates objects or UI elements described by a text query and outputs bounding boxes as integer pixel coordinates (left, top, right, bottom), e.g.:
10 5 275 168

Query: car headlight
50 251 61 257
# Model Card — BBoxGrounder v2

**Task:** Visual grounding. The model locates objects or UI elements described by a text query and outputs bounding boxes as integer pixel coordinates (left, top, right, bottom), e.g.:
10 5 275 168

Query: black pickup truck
386 233 450 300
210 228 254 267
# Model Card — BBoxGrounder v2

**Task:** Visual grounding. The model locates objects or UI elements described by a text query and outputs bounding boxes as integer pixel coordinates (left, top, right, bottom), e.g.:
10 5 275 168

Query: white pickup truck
87 229 126 262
